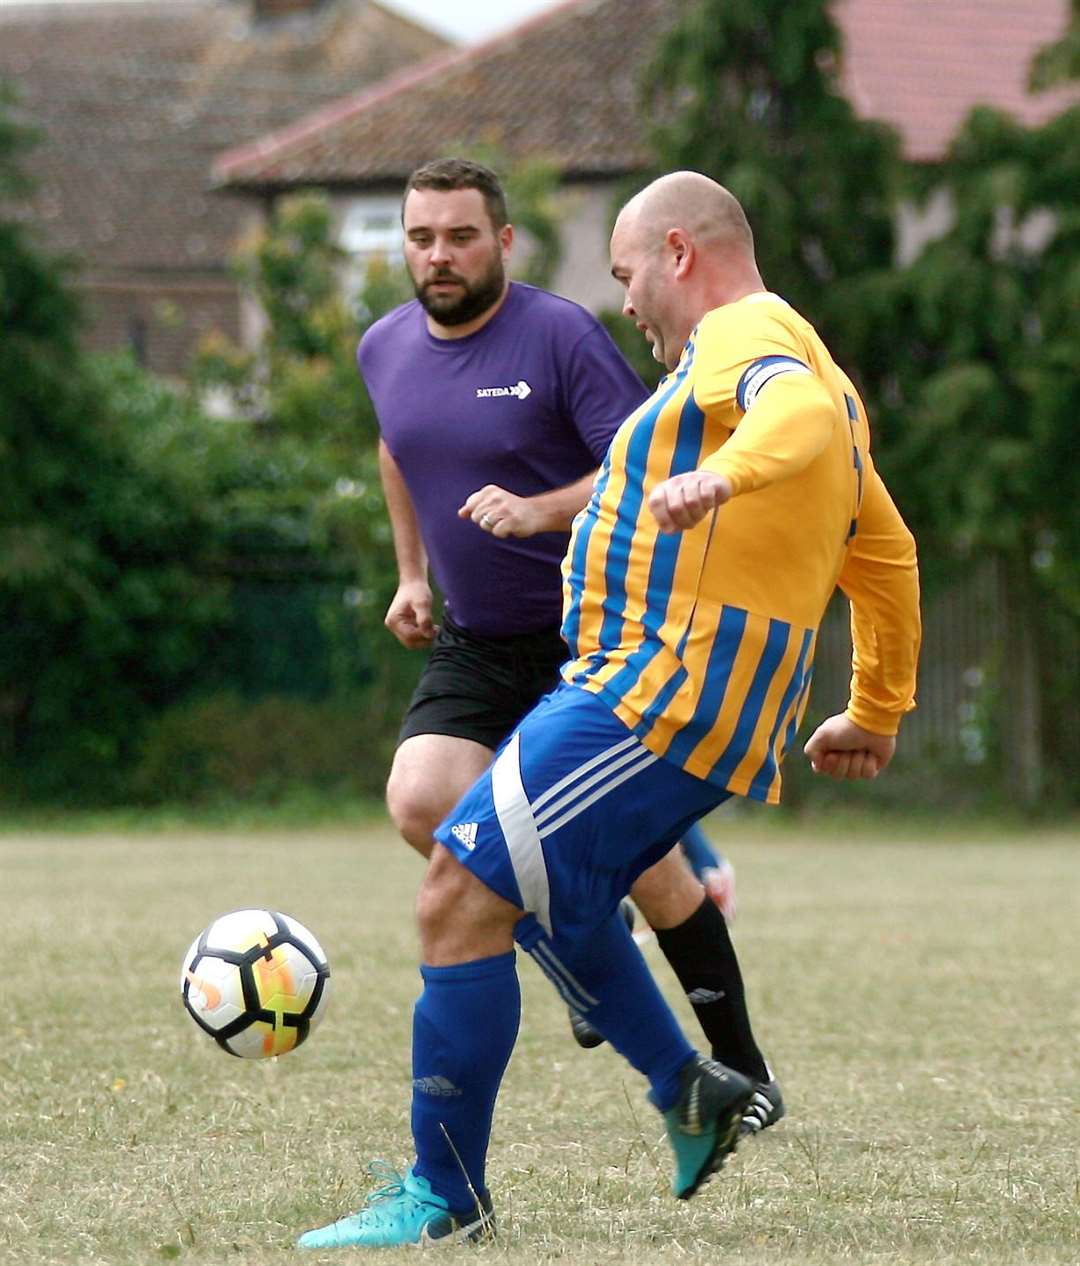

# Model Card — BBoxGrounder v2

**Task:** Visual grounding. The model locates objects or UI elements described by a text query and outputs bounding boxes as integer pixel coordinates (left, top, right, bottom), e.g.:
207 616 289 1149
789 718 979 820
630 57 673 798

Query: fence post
1000 557 1044 807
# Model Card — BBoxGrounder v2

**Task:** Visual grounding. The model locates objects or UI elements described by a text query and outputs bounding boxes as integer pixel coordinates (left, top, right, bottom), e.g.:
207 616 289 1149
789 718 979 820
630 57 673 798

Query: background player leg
679 821 737 920
633 848 770 1083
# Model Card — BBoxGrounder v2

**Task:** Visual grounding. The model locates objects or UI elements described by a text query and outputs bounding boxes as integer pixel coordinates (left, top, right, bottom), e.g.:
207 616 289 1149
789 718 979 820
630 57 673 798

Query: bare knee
385 762 445 857
415 849 472 941
385 735 494 858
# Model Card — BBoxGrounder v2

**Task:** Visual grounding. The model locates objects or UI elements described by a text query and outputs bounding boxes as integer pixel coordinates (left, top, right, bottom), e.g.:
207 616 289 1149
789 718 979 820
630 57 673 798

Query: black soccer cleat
568 1007 606 1049
740 1077 785 1136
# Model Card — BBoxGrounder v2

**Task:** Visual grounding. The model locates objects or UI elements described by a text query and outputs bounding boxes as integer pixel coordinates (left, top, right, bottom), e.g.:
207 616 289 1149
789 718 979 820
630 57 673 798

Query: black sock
654 896 770 1083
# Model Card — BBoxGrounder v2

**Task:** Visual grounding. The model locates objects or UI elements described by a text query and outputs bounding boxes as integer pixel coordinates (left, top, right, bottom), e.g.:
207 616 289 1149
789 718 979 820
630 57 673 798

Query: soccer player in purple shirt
359 158 778 1090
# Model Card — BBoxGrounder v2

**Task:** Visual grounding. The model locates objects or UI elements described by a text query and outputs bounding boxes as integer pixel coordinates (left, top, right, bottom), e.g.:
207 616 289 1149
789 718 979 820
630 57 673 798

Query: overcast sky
0 0 569 42
379 0 564 42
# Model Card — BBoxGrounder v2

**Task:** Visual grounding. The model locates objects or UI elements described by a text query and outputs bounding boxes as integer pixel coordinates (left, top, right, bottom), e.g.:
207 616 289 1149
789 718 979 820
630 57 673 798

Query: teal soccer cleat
662 1054 754 1199
296 1163 494 1249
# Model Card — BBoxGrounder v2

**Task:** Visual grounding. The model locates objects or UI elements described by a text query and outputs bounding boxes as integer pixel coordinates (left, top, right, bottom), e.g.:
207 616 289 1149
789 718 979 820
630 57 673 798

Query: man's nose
622 293 635 318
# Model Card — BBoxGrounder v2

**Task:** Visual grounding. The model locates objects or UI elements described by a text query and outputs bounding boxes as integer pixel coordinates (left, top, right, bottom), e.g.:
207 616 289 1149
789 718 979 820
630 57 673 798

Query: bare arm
378 439 437 649
458 470 599 538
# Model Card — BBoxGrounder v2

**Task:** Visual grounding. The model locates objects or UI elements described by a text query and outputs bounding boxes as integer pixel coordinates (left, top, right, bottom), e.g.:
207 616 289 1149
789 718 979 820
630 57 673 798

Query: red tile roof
214 0 1076 190
836 0 1075 161
214 0 663 189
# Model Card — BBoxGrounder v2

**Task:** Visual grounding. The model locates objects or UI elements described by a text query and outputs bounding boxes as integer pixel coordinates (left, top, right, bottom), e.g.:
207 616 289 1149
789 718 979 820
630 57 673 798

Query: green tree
643 0 903 373
192 194 410 704
878 90 1080 803
0 84 349 802
0 91 236 798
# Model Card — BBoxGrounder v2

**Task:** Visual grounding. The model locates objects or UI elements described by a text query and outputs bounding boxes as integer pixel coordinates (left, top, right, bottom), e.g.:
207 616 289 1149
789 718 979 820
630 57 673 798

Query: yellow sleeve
836 456 921 735
692 304 833 496
699 372 835 496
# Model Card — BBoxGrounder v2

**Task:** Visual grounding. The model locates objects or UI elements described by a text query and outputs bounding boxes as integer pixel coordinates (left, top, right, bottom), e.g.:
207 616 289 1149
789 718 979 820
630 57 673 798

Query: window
340 197 403 266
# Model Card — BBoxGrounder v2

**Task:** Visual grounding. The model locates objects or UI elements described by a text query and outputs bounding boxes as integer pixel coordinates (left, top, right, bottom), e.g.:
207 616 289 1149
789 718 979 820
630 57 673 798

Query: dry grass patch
1 818 1077 1265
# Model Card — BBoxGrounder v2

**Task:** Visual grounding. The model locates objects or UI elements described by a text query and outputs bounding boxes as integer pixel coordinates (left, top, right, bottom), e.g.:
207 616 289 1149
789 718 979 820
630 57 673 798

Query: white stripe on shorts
491 732 552 936
529 939 599 1011
532 740 654 832
529 734 639 815
538 748 658 839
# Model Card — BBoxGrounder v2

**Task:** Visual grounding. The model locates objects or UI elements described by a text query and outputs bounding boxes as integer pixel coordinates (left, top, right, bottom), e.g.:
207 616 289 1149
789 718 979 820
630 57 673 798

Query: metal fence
810 561 1077 780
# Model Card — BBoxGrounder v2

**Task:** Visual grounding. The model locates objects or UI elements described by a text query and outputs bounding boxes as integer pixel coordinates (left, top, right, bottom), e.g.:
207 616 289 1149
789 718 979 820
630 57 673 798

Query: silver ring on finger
481 513 493 528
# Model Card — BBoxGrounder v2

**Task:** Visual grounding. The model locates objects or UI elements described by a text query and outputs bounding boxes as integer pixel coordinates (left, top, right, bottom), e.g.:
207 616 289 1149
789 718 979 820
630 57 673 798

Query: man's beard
415 253 506 326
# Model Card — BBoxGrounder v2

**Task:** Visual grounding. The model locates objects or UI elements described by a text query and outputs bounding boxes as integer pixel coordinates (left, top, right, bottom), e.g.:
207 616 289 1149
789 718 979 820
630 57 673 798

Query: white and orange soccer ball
180 909 330 1059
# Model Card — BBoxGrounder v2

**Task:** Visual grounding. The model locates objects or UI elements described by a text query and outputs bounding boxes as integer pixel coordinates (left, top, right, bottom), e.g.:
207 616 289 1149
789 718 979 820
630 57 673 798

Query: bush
132 693 397 805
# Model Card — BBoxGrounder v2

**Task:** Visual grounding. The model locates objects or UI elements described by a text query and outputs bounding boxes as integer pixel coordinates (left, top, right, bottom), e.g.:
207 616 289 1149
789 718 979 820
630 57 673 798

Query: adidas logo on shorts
451 822 478 851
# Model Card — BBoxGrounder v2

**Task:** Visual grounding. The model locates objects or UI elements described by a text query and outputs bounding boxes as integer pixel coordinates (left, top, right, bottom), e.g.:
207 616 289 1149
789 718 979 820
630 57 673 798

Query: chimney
253 0 325 19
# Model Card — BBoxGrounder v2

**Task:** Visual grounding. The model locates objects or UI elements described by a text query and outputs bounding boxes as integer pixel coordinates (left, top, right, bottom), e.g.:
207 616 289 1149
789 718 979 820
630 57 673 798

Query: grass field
1 814 1077 1265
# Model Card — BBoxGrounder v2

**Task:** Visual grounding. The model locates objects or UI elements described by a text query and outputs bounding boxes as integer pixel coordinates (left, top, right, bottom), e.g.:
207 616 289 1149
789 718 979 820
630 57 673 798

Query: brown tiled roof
836 0 1076 161
0 0 450 273
214 0 1075 190
214 0 662 189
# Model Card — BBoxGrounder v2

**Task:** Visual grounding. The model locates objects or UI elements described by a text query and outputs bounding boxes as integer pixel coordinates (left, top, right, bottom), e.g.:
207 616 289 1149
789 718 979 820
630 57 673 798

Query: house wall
327 177 962 325
78 274 241 379
547 181 628 315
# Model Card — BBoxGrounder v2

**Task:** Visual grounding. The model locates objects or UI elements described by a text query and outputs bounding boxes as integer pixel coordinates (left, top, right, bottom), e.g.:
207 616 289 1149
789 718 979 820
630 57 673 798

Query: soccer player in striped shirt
297 171 921 1249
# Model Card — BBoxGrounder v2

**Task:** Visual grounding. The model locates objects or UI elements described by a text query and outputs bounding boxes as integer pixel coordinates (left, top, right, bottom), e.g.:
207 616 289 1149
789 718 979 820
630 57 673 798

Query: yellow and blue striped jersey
560 293 920 804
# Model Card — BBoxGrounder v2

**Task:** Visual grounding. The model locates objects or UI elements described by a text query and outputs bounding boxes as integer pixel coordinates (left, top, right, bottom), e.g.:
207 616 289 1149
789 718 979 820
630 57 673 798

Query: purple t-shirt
359 283 648 637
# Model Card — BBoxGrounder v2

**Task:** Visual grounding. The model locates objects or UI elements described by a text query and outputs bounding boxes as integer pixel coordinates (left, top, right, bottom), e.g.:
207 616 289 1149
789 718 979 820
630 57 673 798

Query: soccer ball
180 909 330 1059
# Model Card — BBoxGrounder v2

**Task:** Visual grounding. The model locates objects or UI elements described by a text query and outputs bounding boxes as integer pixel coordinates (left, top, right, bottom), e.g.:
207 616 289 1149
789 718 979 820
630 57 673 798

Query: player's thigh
432 687 725 944
386 733 494 835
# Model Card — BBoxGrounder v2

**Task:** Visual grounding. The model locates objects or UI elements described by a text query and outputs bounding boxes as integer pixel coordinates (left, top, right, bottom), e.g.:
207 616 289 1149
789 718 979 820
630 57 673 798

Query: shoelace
362 1160 409 1207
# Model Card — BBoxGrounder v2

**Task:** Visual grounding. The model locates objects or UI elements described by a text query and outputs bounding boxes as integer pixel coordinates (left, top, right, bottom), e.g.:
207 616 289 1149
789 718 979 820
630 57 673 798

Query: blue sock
411 951 520 1211
518 911 694 1112
680 821 720 881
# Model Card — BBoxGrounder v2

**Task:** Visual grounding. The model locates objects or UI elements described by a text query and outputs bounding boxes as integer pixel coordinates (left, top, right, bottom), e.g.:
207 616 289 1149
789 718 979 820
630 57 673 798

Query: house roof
213 0 1076 192
213 0 665 189
836 0 1075 161
0 0 450 274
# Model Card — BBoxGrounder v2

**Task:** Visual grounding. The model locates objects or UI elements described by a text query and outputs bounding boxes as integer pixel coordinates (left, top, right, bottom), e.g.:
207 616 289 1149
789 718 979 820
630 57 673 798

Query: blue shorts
432 684 728 946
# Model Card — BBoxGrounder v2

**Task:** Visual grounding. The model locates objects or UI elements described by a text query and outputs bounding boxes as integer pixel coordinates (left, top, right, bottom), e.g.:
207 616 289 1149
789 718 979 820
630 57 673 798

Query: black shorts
398 614 569 751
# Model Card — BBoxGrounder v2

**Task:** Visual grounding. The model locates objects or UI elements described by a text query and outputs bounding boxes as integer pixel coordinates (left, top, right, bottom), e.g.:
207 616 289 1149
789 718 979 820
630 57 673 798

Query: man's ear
499 223 514 257
667 227 694 279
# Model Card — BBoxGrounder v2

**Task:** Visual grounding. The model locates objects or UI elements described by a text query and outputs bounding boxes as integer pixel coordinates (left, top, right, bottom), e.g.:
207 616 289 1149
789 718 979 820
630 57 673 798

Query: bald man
297 173 921 1249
